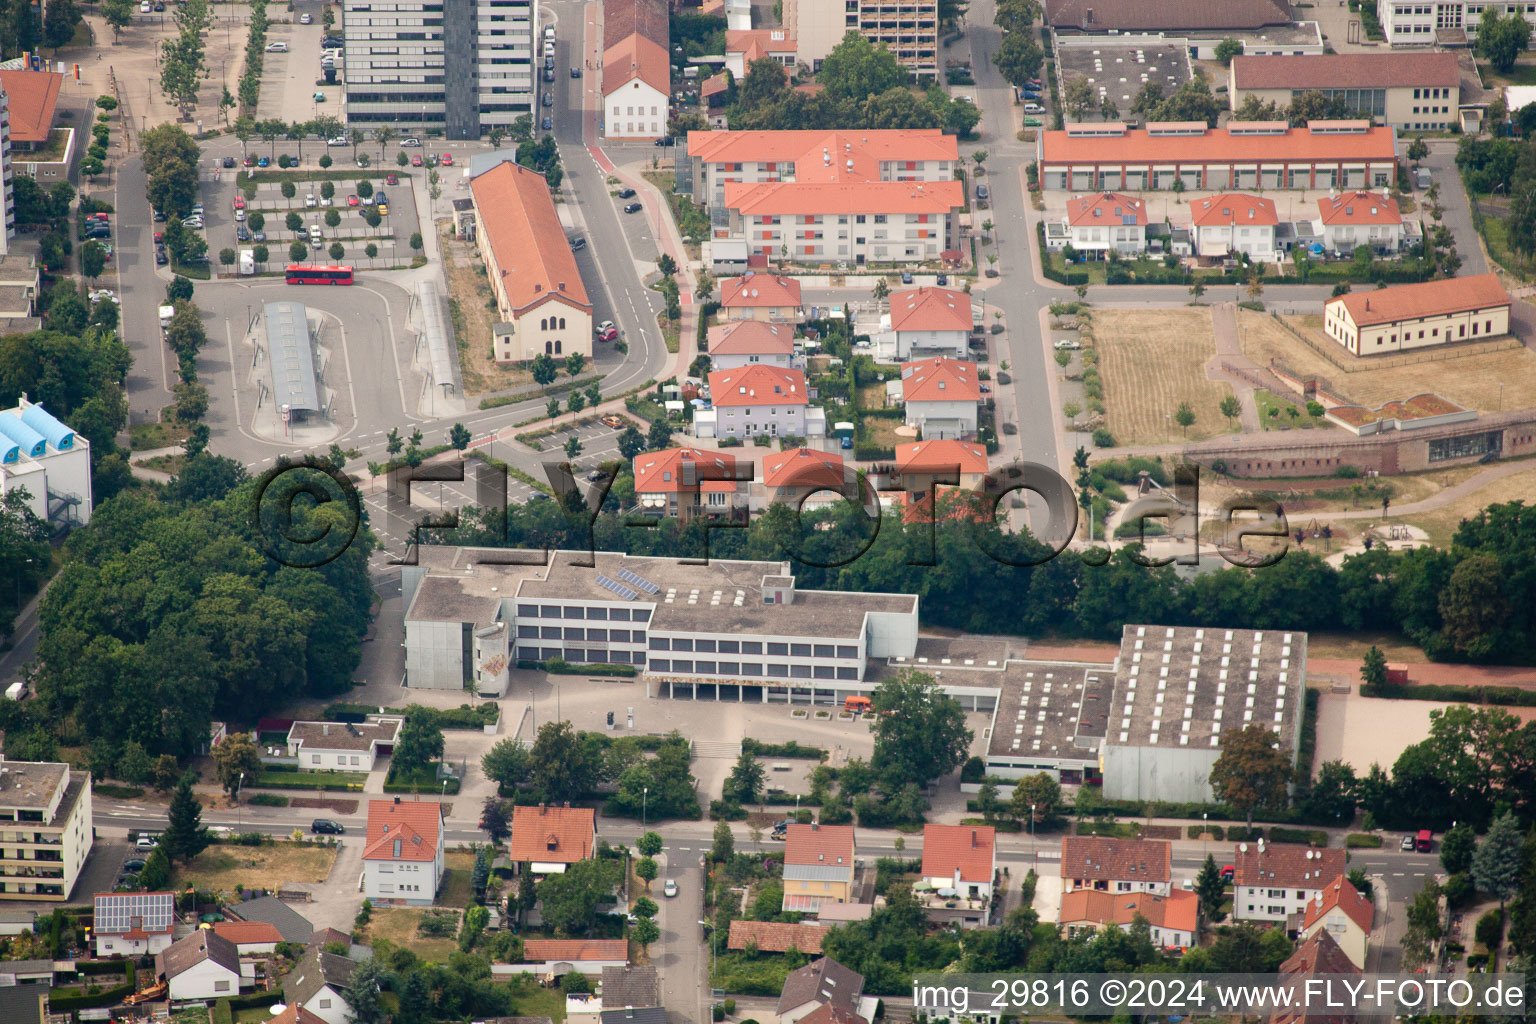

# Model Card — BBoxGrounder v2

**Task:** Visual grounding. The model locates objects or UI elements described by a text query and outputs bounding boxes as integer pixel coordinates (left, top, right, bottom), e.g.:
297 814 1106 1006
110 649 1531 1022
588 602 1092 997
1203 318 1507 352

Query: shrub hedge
94 784 144 799
1346 833 1383 848
1268 827 1329 846
517 659 637 677
741 738 826 760
1361 682 1536 706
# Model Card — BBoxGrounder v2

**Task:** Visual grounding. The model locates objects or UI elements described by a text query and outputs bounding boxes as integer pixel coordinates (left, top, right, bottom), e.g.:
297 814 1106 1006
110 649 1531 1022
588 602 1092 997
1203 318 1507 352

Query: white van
239 249 255 276
158 304 175 329
309 224 323 245
544 25 555 41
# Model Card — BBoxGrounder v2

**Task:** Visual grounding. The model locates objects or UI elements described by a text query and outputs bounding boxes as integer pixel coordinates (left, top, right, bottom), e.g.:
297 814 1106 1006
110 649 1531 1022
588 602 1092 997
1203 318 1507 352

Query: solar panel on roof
617 568 660 594
596 574 639 600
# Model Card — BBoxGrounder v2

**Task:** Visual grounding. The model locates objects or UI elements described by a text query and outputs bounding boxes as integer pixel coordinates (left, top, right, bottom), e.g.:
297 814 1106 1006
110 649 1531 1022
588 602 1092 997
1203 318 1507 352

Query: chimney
540 802 547 814
971 829 978 848
534 283 542 292
323 724 330 736
394 796 401 805
811 822 819 831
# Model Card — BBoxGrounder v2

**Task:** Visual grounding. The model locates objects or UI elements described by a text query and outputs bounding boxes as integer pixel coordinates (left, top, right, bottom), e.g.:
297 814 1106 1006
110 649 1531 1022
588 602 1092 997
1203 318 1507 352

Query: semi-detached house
1060 836 1172 895
1189 193 1278 261
1233 841 1347 924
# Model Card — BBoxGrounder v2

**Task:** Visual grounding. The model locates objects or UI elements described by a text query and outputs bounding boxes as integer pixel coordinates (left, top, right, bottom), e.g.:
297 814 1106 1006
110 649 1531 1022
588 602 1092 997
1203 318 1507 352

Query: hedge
50 982 136 1011
75 961 133 977
741 738 826 760
1346 833 1383 848
1188 824 1226 841
249 793 289 807
225 992 285 1011
1227 826 1263 842
384 768 461 795
94 784 144 799
252 771 364 792
1076 821 1138 837
403 703 500 729
1268 827 1329 846
1361 682 1536 706
212 1001 235 1024
517 659 637 677
323 702 380 722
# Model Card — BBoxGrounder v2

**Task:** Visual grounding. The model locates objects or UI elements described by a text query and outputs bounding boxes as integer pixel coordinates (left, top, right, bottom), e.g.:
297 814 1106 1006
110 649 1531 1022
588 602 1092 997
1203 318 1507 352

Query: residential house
727 919 828 954
471 160 594 363
700 365 815 441
1271 930 1361 1024
156 930 242 1001
508 803 597 874
0 756 94 900
1060 192 1148 258
213 920 284 956
602 0 670 139
285 717 402 772
270 1007 330 1024
1299 874 1373 969
224 894 315 944
522 938 630 974
1060 836 1173 895
633 447 748 520
724 29 797 78
892 439 988 500
1315 191 1403 255
884 287 972 359
781 823 856 913
0 985 47 1024
1233 842 1347 925
1058 889 1199 950
1323 274 1510 356
281 950 359 1024
600 965 661 1009
719 274 803 323
900 357 980 440
93 892 175 957
1189 193 1279 261
601 1010 668 1024
362 798 446 906
1229 53 1459 133
921 824 996 900
777 956 872 1024
707 320 796 369
758 447 847 512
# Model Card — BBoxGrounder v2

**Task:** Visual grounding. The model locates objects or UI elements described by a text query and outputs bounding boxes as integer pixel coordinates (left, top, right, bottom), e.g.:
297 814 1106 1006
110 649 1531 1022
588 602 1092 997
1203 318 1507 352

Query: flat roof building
1324 274 1510 356
1044 0 1295 32
1230 53 1460 132
470 161 593 364
0 396 91 527
1038 121 1398 193
0 757 92 901
262 302 322 422
784 0 939 79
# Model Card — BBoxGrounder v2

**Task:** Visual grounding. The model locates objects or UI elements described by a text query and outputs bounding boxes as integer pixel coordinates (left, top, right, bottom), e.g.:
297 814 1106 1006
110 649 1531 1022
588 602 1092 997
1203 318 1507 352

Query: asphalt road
113 155 176 428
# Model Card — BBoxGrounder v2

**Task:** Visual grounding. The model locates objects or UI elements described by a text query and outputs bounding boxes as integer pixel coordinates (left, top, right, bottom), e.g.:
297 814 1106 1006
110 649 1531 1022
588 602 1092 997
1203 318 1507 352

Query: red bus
285 264 354 285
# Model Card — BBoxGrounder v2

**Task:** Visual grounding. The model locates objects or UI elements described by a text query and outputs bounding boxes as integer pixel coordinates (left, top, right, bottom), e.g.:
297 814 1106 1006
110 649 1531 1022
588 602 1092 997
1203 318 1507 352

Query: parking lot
255 1 339 125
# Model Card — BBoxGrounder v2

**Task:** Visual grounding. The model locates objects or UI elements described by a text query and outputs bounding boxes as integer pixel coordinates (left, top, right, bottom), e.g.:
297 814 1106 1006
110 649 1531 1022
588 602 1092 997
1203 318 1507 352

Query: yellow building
781 823 856 913
1324 274 1510 356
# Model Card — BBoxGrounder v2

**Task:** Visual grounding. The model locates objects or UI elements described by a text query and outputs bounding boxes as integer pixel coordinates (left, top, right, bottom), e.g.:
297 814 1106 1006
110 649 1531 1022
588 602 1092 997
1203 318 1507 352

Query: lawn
441 228 536 396
1400 464 1536 547
439 851 477 908
171 841 337 893
1243 312 1536 413
128 419 189 451
1253 389 1328 430
1092 307 1236 445
361 907 461 962
253 768 364 791
861 415 908 451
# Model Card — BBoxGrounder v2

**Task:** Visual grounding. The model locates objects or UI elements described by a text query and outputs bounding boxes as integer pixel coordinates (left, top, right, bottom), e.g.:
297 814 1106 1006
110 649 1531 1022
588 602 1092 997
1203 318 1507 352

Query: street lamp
235 772 245 831
642 787 649 827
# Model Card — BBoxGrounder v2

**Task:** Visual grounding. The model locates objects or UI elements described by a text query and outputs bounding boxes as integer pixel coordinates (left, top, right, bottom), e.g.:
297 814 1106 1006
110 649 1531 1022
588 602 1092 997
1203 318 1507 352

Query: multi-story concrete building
784 0 939 78
1378 0 1534 45
0 69 64 190
362 799 445 906
0 758 91 901
602 0 670 139
342 0 537 138
1038 121 1398 193
1189 192 1279 261
0 398 91 528
470 160 593 363
700 365 814 440
1324 273 1510 355
900 356 980 440
1233 841 1347 924
0 81 13 253
1229 53 1460 132
686 129 962 264
400 547 920 701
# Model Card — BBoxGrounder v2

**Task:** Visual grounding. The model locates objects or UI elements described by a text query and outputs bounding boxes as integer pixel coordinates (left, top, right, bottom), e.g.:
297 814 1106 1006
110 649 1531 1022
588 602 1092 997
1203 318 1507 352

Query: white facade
97 930 173 957
297 985 354 1024
708 399 807 440
167 956 240 1002
712 349 793 370
605 80 668 140
1237 881 1332 923
904 398 978 440
1316 218 1404 254
0 761 92 902
0 400 92 528
1067 219 1147 256
727 207 956 266
1378 0 1532 44
892 325 968 359
1190 221 1277 260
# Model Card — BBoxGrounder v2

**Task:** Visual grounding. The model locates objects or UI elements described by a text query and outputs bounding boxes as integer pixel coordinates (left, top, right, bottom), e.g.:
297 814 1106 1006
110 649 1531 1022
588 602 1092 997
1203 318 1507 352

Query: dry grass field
361 907 462 962
1241 312 1536 412
1093 308 1236 445
172 842 337 893
1399 464 1536 547
442 233 534 396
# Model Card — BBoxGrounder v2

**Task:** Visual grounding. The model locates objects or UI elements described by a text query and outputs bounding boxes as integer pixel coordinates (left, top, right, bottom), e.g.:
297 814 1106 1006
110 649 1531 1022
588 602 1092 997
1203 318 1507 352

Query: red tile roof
0 70 61 145
603 0 669 45
922 824 996 884
1059 889 1199 939
1327 273 1509 328
727 29 797 59
795 1000 867 1024
1316 191 1402 226
1190 192 1279 227
727 919 827 953
363 800 442 863
783 823 855 867
212 921 284 947
686 129 958 172
1232 52 1460 91
724 180 963 217
508 804 596 864
888 287 972 333
708 319 795 355
762 447 844 490
702 72 731 99
524 938 629 963
634 447 743 495
1061 836 1172 884
603 32 671 98
1042 125 1397 168
270 1007 329 1024
901 357 980 404
470 162 592 318
895 438 988 475
1302 874 1374 934
894 491 993 525
1066 192 1148 227
720 273 802 309
1273 931 1361 1024
708 365 808 407
1233 844 1346 889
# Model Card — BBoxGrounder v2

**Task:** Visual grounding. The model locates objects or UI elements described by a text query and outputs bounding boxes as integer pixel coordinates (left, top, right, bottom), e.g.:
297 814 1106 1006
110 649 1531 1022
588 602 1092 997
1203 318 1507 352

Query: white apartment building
342 0 537 138
1233 843 1347 924
784 0 939 78
0 398 92 527
1378 0 1536 45
362 799 445 906
0 758 92 902
901 356 980 440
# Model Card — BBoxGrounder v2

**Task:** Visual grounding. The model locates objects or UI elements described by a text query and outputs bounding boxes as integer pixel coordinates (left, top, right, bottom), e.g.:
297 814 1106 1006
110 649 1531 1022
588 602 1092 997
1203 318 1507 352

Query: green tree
481 738 532 792
103 0 133 42
1009 771 1061 825
1214 38 1243 65
80 241 107 280
449 422 472 449
290 241 309 263
657 252 678 277
162 779 210 864
1063 75 1095 121
976 779 1001 822
537 857 624 934
736 57 788 112
1479 6 1532 74
1219 395 1241 428
638 831 664 857
617 424 646 460
647 418 673 451
711 820 735 862
565 351 586 377
328 242 345 262
212 734 262 799
1196 854 1226 924
1441 822 1477 875
1360 645 1389 688
1209 724 1292 828
547 398 561 420
531 353 558 386
564 435 583 459
1473 812 1524 908
632 916 660 952
817 33 908 102
870 670 973 789
726 753 765 805
992 32 1045 90
393 713 446 775
480 797 512 843
324 208 341 229
528 721 604 803
342 957 385 1024
1407 135 1429 167
1402 878 1444 969
1347 867 1374 901
635 856 659 888
1174 401 1195 437
994 0 1041 33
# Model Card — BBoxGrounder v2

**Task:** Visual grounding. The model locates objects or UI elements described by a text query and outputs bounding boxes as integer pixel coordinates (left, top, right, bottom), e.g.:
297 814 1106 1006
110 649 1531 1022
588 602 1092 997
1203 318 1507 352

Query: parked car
222 156 236 168
598 327 619 342
1023 117 1042 127
441 152 453 166
617 187 636 199
840 435 853 449
542 92 553 107
663 879 678 898
347 194 360 207
192 204 204 216
900 271 913 284
541 116 553 130
385 174 399 186
236 226 251 241
84 226 111 240
654 136 675 147
411 153 424 166
598 320 615 333
233 196 246 210
377 203 389 216
155 246 169 265
1054 339 1081 351
623 202 642 213
183 217 204 229
123 858 146 872
1220 865 1235 882
976 184 989 201
305 193 317 207
253 231 267 243
301 12 312 23
545 68 556 81
1401 835 1416 851
266 41 287 52
89 289 119 304
312 819 345 835
135 834 160 851
571 237 587 251
936 273 948 286
1023 102 1045 114
153 208 168 221
234 209 246 222
401 137 422 147
257 155 270 167
601 415 625 429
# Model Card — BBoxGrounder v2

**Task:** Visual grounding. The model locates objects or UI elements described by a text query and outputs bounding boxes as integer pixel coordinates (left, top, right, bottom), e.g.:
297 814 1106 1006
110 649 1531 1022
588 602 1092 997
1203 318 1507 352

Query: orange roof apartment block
1190 192 1278 227
509 803 596 868
895 438 988 475
633 447 747 519
1067 191 1148 227
1315 190 1405 254
709 365 808 407
1324 274 1510 357
1038 122 1398 194
761 448 847 506
470 161 593 365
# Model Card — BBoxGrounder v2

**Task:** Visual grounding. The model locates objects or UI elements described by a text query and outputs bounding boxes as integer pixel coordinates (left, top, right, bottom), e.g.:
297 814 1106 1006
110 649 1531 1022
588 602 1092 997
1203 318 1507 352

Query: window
650 637 668 650
790 643 812 657
768 642 788 655
215 981 232 993
696 639 717 653
564 606 584 619
673 638 694 652
720 640 740 654
742 641 763 654
312 755 321 764
814 644 834 658
651 658 671 671
837 645 857 659
320 1000 332 1009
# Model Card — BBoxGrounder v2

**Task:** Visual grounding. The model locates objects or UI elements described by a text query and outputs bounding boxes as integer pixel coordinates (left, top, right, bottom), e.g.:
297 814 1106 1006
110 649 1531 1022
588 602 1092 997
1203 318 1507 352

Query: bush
1346 833 1383 848
1092 428 1116 448
515 659 637 678
1187 823 1225 840
741 739 826 760
249 793 289 807
709 800 748 820
95 783 144 800
1359 681 1536 706
1268 827 1328 846
1475 908 1504 951
961 756 986 784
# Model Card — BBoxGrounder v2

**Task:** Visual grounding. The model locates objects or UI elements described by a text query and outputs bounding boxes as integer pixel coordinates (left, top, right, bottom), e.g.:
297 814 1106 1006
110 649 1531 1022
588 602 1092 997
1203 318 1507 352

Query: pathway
1207 302 1264 433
